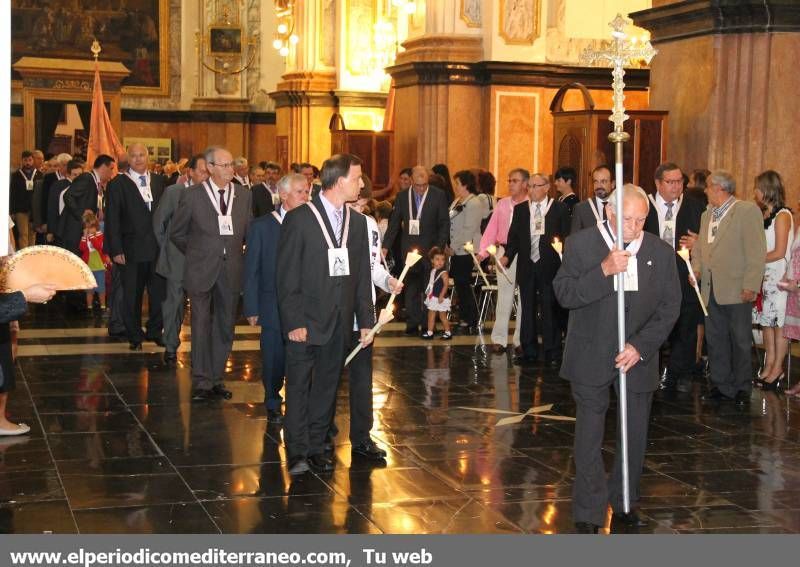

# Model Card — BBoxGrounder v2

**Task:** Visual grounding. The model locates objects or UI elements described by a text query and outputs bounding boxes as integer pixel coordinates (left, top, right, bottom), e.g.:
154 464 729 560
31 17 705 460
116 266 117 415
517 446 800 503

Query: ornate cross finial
91 40 101 61
580 13 657 140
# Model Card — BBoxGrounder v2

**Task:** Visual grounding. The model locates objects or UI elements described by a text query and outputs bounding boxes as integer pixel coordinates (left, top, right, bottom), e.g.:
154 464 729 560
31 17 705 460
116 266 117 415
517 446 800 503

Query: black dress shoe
163 351 177 364
192 388 214 401
129 341 142 351
702 387 732 401
574 522 599 534
211 384 233 400
734 390 751 404
611 511 649 527
308 454 335 473
352 439 387 460
267 409 284 424
404 326 419 336
288 457 309 476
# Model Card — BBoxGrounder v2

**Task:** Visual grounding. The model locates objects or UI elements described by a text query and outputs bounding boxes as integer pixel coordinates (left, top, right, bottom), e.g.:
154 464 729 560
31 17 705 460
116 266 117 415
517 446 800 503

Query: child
422 247 452 340
78 211 110 311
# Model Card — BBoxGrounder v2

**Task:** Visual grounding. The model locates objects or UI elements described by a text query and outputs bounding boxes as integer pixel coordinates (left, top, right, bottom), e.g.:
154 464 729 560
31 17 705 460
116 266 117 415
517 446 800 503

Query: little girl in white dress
422 247 452 340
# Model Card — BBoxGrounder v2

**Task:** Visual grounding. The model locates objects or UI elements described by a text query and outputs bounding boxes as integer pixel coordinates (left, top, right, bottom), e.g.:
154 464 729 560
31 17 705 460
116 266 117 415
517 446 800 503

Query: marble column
632 0 800 203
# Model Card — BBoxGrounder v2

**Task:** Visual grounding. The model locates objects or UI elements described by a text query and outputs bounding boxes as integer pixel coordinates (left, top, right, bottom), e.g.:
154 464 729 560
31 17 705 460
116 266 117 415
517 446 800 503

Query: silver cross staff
580 14 657 515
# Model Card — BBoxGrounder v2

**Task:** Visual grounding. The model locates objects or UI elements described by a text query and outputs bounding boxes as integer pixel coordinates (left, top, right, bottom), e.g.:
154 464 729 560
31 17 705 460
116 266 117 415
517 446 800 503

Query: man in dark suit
381 165 450 334
570 165 616 234
105 144 166 350
48 160 84 246
38 153 71 242
277 153 374 476
153 154 209 364
170 146 252 400
502 173 570 365
643 162 704 392
61 154 116 256
232 156 251 188
9 150 44 248
244 173 310 423
250 162 281 218
554 186 681 534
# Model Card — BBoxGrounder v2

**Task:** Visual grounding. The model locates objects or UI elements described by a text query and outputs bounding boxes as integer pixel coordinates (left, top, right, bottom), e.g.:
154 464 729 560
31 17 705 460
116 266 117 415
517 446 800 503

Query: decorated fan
1 245 97 292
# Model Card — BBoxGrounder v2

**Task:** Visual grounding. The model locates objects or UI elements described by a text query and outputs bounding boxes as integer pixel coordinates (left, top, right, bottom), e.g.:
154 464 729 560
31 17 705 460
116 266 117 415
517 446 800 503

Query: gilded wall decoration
346 0 376 75
461 0 482 28
499 0 541 45
11 0 170 96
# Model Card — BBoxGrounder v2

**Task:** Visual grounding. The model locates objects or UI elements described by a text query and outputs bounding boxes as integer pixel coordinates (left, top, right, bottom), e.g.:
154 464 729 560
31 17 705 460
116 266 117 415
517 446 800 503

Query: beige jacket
692 200 766 305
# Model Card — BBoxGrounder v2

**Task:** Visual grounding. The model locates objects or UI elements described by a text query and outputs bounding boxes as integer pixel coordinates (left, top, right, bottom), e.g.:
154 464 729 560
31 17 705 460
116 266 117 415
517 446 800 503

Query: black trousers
571 380 653 527
284 315 346 460
519 264 559 359
667 298 701 382
403 259 427 329
187 268 238 390
107 264 126 335
120 260 165 343
327 331 374 445
260 327 286 411
450 254 478 326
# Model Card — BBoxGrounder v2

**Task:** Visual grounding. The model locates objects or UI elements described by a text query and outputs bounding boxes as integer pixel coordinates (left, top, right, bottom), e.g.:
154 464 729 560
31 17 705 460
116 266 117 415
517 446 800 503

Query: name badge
663 219 675 234
409 219 420 235
614 257 639 292
218 215 234 235
25 180 34 191
272 193 281 205
328 248 350 277
708 220 719 244
532 218 545 236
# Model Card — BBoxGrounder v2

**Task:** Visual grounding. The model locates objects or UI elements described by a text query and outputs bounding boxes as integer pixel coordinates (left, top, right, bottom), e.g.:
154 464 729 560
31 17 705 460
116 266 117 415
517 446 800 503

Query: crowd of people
5 143 800 532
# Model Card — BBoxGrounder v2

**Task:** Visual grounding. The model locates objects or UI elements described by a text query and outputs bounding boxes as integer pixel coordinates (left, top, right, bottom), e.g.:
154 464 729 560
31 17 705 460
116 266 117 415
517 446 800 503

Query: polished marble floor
2 306 800 534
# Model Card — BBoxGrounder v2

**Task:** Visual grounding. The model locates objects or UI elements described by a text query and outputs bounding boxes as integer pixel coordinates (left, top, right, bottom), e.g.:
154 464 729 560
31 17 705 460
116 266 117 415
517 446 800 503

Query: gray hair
709 169 736 195
277 173 307 195
233 156 248 168
606 184 650 210
203 145 227 165
55 153 72 165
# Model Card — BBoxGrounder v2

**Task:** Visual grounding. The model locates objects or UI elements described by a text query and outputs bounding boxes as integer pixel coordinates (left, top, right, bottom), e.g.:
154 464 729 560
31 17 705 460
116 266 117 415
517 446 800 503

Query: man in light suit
170 146 253 401
570 165 615 234
105 143 166 350
381 165 450 334
153 154 209 364
554 186 681 534
243 173 310 423
692 170 766 404
277 153 374 476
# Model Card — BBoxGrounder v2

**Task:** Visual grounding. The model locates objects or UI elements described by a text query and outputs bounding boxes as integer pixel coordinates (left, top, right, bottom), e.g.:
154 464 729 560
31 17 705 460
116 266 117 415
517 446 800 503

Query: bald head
127 143 150 174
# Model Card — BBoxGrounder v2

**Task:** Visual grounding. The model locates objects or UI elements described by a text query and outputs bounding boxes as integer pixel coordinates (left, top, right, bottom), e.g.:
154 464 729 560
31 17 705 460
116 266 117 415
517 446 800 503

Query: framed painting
499 0 541 45
10 0 170 96
209 25 243 56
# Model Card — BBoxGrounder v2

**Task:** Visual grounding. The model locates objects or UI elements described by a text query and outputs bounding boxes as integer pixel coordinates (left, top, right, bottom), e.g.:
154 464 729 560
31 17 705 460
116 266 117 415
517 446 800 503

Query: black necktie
218 189 228 215
601 200 608 221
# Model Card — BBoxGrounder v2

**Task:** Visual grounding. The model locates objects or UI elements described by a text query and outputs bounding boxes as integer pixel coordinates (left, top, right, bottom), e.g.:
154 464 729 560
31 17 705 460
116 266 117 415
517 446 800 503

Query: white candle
386 249 422 311
344 306 395 366
487 244 511 284
463 241 490 287
552 237 563 259
678 247 709 317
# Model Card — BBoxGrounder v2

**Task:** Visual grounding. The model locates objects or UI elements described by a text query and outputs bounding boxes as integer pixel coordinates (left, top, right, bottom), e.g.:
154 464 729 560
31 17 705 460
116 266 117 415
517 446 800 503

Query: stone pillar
632 0 800 202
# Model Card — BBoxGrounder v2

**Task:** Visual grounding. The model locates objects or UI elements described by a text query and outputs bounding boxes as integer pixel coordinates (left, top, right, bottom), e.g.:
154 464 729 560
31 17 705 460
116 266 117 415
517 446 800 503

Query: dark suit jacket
560 193 580 217
105 172 165 263
570 199 604 234
644 194 704 304
505 199 570 282
554 228 681 392
382 186 450 255
251 182 276 218
61 172 100 253
170 182 252 294
243 213 282 332
47 178 70 241
9 169 43 215
39 172 61 228
152 183 187 280
277 194 374 345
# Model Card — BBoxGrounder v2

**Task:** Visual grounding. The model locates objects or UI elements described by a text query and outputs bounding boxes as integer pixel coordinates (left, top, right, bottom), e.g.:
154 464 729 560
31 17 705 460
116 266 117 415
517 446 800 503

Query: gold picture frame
498 0 541 45
460 0 482 28
120 0 171 97
208 24 244 57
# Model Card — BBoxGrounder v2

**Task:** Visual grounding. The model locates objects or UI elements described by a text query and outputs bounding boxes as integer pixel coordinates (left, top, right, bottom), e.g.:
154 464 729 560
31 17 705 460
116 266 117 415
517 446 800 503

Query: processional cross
579 14 657 515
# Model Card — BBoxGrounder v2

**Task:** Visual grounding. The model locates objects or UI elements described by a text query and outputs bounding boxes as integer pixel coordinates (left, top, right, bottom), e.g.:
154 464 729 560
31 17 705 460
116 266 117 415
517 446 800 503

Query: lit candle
487 244 511 284
344 305 395 366
678 247 708 316
552 237 563 258
385 249 422 311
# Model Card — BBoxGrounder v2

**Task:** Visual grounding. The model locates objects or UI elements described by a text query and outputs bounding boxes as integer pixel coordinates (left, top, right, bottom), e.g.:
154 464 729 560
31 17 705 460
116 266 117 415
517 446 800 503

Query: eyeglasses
530 182 549 188
210 162 234 168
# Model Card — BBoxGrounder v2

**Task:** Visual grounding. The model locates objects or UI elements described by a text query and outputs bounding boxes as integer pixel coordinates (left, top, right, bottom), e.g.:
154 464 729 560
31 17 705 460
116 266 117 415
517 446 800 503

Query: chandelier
272 1 298 57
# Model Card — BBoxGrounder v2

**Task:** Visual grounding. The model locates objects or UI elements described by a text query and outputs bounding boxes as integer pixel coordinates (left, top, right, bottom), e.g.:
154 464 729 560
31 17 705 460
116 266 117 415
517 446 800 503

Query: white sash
306 201 351 249
597 221 644 255
409 187 429 221
271 210 282 224
588 198 602 222
19 168 36 182
203 180 234 216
